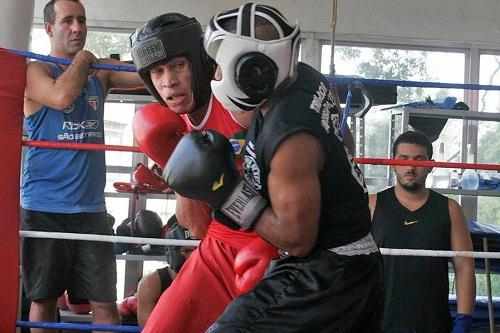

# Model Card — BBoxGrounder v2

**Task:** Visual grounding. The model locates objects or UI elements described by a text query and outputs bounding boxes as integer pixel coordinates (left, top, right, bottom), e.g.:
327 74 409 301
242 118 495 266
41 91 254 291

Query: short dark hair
43 0 80 23
393 130 433 159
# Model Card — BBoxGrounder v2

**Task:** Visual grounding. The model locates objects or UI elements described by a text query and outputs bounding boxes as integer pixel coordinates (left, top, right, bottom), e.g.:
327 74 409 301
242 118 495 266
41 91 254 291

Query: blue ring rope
328 76 500 91
9 48 500 90
16 320 142 332
9 48 136 72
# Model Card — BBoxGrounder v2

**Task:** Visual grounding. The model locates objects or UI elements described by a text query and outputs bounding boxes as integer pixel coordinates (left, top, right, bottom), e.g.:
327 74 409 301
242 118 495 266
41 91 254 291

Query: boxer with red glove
131 12 271 333
133 102 187 168
165 130 267 231
234 237 280 295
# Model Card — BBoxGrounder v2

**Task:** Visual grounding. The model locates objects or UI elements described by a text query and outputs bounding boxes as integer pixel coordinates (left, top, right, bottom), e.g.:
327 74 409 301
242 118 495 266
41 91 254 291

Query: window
30 28 131 59
321 43 466 193
476 54 500 228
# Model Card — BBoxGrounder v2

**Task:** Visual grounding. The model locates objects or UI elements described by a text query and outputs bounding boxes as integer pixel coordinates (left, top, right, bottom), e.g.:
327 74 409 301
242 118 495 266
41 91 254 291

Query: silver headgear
203 3 300 112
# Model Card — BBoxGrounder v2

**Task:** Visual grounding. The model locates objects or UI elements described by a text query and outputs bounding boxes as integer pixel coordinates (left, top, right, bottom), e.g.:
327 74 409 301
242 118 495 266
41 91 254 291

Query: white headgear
203 3 300 112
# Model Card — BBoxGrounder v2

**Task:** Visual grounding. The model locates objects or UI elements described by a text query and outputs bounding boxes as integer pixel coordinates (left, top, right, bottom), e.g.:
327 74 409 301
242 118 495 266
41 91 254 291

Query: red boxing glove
118 294 138 317
234 237 280 295
133 103 186 168
132 163 168 191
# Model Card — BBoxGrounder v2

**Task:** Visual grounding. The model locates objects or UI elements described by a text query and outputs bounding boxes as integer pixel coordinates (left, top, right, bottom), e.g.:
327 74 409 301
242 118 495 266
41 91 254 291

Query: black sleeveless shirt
372 187 452 333
243 63 371 249
157 267 174 292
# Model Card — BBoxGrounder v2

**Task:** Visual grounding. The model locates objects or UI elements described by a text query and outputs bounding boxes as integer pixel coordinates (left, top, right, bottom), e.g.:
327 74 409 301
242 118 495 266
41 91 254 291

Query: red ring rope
22 140 141 152
22 140 500 171
354 157 500 171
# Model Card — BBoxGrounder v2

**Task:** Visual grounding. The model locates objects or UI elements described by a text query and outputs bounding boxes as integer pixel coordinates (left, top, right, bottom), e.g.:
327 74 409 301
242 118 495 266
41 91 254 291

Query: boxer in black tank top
200 4 384 331
370 131 475 333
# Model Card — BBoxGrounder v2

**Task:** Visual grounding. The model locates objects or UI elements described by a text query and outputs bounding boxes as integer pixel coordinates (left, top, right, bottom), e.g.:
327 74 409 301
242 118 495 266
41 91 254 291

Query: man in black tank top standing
165 3 384 332
370 131 475 333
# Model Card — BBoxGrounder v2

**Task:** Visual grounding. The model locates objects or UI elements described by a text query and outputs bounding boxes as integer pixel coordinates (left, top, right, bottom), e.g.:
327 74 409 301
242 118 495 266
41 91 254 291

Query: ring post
0 48 25 331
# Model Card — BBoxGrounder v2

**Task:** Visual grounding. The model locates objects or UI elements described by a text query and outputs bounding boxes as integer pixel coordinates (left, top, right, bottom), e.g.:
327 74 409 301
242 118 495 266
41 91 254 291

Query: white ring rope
380 248 499 259
19 230 200 247
19 230 498 259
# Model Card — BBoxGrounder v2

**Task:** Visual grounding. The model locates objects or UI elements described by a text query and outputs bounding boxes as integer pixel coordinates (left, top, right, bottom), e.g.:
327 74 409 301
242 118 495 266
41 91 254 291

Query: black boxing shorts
156 266 173 293
21 209 117 303
207 248 384 333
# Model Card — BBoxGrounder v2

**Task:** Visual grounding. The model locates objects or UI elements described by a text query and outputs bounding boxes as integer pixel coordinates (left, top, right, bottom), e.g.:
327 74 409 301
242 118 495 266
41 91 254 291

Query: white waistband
328 233 379 256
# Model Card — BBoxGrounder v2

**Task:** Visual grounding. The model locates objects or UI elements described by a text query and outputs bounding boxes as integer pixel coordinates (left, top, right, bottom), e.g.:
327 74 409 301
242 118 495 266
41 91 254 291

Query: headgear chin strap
131 13 215 109
204 3 300 113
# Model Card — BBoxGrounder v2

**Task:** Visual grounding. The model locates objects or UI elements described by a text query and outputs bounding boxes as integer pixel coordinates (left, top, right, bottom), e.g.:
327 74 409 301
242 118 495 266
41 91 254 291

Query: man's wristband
220 180 267 230
452 313 473 333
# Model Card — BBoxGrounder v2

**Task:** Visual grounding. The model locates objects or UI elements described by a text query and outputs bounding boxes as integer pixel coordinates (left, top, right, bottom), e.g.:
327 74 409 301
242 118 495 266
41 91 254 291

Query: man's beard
397 172 425 192
400 181 424 192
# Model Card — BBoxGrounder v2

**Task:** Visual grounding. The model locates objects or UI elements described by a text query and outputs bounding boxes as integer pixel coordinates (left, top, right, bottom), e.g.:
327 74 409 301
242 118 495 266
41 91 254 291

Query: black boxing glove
164 130 267 230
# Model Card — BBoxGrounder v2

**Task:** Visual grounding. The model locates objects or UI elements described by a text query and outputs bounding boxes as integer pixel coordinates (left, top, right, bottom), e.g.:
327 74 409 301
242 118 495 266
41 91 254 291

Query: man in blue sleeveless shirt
370 131 475 333
21 1 142 331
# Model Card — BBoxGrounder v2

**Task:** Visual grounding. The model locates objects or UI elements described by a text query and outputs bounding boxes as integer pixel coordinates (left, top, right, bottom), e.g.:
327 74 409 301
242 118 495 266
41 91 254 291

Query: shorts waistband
328 233 379 256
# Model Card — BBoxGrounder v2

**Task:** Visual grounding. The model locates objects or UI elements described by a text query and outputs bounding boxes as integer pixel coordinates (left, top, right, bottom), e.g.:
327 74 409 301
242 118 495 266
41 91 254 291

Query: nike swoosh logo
404 220 419 226
212 173 225 191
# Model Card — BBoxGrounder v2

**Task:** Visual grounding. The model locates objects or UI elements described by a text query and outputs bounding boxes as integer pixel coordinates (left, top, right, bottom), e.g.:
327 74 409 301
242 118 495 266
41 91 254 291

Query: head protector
164 215 195 272
131 13 215 108
203 3 300 112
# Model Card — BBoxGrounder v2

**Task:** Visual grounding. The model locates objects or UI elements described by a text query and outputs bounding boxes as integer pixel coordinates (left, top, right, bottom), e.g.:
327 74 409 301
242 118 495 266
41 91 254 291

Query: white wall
30 0 500 49
0 0 34 50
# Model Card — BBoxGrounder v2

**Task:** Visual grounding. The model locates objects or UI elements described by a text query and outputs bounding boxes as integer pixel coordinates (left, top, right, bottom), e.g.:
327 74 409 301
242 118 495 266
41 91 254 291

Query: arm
24 50 97 114
175 194 211 239
253 132 324 257
164 130 322 256
368 194 377 220
98 57 143 92
449 199 475 315
136 270 163 326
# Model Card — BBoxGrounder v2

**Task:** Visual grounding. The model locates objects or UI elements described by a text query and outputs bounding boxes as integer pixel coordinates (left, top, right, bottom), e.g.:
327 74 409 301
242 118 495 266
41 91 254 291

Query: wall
30 0 500 49
0 0 34 50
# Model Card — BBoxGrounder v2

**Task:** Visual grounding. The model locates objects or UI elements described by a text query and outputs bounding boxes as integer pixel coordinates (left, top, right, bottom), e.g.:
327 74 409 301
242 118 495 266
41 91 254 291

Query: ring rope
9 49 136 73
329 76 500 91
10 48 500 91
355 157 500 171
380 248 500 259
20 230 200 247
19 231 500 259
20 140 500 170
16 320 141 332
23 140 141 153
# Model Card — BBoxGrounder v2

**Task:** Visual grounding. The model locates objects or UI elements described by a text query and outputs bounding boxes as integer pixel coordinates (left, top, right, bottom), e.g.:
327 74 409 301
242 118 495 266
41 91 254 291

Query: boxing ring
2 47 500 331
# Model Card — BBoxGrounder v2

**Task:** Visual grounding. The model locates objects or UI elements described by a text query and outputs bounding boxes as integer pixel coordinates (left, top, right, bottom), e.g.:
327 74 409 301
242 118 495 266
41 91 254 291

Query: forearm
53 50 95 108
175 195 211 239
253 203 318 258
106 58 143 89
455 259 476 314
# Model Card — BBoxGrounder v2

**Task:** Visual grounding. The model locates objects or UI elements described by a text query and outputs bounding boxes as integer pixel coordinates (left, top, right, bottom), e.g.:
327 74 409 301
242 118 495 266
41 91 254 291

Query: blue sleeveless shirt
21 63 107 213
